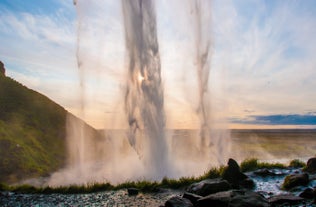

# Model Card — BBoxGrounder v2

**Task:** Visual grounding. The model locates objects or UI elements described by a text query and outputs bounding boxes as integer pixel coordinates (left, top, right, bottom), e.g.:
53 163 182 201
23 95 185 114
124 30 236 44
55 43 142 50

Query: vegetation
0 159 305 194
240 158 286 172
0 74 67 183
289 159 306 168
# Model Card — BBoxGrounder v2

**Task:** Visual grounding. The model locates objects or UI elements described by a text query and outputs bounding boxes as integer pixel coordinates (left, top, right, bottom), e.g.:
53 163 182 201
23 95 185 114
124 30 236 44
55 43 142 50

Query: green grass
0 75 67 183
240 158 286 172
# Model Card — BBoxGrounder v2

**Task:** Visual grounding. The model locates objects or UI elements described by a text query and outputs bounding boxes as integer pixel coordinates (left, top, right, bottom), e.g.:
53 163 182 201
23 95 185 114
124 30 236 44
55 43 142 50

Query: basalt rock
268 194 305 206
254 168 279 177
221 158 255 189
182 192 202 205
127 188 139 196
305 157 316 173
196 190 270 207
282 173 309 189
186 178 231 196
299 187 315 199
165 196 193 207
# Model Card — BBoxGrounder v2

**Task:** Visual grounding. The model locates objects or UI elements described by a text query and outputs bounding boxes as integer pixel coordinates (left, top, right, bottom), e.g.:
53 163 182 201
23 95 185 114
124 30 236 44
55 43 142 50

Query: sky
0 0 316 129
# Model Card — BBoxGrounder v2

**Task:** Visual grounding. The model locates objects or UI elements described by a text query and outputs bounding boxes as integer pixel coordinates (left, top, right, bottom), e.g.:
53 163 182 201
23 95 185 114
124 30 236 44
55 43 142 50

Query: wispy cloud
212 0 316 118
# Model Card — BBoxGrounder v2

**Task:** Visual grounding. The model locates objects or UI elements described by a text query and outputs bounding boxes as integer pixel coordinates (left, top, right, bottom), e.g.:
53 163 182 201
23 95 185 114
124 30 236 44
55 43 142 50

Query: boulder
305 157 316 173
253 168 278 177
268 194 305 206
127 188 139 196
186 178 231 196
165 196 193 207
182 192 202 205
221 158 255 189
282 173 309 189
299 188 315 199
196 190 270 207
0 61 5 76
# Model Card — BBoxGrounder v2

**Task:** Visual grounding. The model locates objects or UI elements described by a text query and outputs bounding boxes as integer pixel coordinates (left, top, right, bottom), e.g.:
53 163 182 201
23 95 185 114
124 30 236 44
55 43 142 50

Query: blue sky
0 0 316 129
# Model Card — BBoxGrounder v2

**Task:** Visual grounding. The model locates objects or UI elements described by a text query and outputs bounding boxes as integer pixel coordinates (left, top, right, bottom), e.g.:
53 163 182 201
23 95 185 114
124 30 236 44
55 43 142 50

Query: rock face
165 196 193 207
196 190 270 207
305 157 316 173
282 173 309 189
187 178 231 196
221 158 255 189
0 61 5 76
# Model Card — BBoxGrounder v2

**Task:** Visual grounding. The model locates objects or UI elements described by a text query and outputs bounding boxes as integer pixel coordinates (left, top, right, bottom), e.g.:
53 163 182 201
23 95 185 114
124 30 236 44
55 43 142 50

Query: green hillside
0 72 67 184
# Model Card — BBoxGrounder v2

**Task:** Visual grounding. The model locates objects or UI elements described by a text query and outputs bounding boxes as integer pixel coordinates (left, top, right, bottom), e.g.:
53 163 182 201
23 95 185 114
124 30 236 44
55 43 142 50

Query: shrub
289 159 306 168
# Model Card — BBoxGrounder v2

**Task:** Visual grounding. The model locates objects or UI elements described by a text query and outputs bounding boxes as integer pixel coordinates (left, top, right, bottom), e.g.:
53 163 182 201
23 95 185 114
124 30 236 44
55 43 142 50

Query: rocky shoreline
163 157 316 207
1 157 316 207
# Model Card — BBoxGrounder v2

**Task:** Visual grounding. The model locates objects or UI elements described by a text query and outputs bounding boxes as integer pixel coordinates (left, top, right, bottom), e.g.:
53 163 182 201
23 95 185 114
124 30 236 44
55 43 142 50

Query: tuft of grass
240 158 259 172
289 159 306 168
240 158 286 172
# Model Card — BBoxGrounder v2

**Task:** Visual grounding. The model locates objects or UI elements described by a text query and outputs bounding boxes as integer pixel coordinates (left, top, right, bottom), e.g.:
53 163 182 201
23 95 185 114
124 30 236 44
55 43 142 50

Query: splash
121 0 171 179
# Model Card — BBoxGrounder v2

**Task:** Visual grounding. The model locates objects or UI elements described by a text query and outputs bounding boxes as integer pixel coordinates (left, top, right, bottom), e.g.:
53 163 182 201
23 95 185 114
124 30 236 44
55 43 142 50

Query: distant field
230 129 316 163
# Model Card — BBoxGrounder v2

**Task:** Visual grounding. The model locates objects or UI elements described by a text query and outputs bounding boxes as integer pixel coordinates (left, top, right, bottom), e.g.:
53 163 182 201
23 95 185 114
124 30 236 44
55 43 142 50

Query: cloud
231 114 316 125
212 0 316 117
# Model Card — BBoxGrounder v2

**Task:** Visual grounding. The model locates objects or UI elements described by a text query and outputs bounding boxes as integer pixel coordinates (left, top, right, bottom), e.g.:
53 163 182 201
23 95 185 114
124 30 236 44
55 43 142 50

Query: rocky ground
1 157 316 207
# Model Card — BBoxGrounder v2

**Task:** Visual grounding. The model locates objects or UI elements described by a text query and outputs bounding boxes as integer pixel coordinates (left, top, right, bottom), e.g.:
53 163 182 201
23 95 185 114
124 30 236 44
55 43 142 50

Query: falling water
47 0 231 186
121 0 171 179
191 0 229 165
192 0 212 148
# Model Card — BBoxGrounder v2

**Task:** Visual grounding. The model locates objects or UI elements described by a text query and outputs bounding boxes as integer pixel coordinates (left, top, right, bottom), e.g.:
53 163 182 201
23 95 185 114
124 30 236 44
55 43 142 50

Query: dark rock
299 188 315 199
254 168 277 177
197 190 233 207
165 196 193 207
282 173 309 189
229 191 270 207
0 61 5 76
305 157 316 173
127 188 139 196
182 192 202 205
196 190 270 207
268 194 305 206
186 178 231 196
221 158 255 189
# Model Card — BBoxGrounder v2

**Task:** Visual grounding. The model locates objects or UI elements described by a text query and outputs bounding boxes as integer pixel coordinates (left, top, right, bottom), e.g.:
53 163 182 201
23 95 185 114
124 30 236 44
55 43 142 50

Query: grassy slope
0 74 67 184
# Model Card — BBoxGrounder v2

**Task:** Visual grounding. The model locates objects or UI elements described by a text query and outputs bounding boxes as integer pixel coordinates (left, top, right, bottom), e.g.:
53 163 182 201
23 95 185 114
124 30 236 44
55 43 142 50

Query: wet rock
196 190 233 207
182 192 202 205
299 187 316 199
305 157 316 173
196 190 270 207
221 158 255 189
127 188 139 196
268 194 305 206
165 196 193 207
282 173 309 189
254 168 277 177
186 178 231 196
